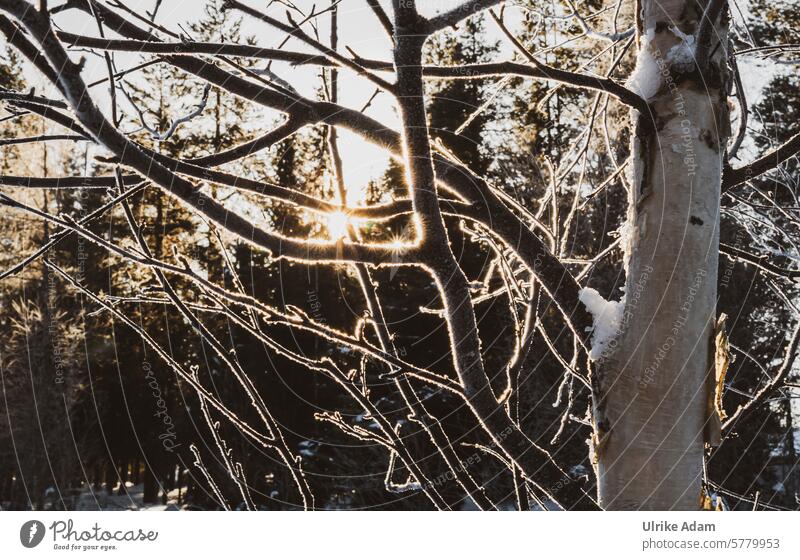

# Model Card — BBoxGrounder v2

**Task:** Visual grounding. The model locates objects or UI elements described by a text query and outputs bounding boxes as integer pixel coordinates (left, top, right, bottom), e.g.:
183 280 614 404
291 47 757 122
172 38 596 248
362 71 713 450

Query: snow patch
616 220 634 253
627 27 698 100
579 287 625 361
626 28 661 100
616 216 638 276
666 27 696 73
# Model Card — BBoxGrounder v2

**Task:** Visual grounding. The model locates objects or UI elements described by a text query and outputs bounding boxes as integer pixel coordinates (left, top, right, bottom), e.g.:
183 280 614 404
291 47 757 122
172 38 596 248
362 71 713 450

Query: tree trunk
143 466 159 504
594 0 730 510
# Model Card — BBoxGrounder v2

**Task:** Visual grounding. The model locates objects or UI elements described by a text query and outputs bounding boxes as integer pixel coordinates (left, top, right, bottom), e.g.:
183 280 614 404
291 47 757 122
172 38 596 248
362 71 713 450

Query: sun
326 211 350 240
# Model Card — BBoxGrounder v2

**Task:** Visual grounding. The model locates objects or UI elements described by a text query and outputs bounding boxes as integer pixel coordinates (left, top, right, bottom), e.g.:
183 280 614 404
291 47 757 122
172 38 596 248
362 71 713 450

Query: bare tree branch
723 131 800 190
425 0 504 33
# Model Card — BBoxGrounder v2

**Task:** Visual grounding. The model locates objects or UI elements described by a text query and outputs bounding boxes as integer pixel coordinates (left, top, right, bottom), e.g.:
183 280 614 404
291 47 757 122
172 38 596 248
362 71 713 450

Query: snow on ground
72 483 183 511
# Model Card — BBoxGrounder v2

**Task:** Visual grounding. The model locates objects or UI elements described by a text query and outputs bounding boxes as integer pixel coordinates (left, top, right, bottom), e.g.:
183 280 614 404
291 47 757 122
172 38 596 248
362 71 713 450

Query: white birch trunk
594 0 730 510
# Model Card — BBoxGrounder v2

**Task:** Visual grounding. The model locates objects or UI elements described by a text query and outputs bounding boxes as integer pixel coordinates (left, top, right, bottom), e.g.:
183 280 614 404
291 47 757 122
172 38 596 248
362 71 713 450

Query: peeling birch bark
594 0 731 510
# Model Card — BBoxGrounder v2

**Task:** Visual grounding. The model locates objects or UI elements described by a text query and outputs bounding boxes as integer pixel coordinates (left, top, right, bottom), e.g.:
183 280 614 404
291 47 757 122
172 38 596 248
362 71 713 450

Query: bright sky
19 1 482 199
13 0 776 194
12 1 541 203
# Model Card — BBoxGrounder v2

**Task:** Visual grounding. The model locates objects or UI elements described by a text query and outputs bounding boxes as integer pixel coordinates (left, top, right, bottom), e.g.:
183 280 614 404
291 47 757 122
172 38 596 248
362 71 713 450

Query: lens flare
326 211 349 240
